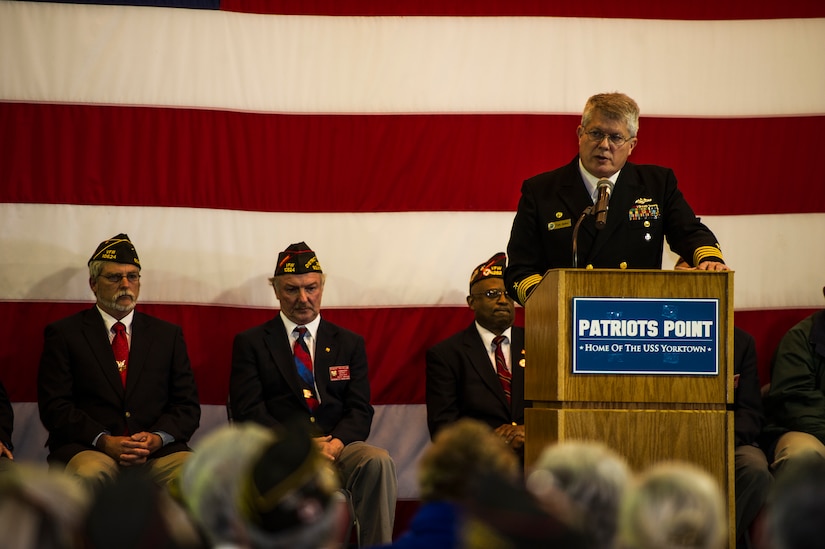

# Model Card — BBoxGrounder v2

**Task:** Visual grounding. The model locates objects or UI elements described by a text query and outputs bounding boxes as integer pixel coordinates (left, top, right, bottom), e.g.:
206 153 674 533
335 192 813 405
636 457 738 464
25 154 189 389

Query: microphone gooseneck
594 178 614 230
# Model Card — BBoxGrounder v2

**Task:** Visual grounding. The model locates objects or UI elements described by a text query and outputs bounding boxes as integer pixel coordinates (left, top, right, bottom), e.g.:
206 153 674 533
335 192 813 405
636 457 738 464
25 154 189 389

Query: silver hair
528 440 630 549
270 273 327 290
618 461 726 549
88 260 106 279
581 93 640 137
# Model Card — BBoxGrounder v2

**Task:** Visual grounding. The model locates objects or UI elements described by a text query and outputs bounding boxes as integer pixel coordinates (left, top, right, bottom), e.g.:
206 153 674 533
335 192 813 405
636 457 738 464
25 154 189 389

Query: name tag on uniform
547 219 572 231
330 366 350 380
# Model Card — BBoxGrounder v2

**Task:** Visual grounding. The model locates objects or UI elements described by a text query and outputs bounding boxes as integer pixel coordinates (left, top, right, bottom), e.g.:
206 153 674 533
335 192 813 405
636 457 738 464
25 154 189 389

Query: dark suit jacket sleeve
322 328 373 445
38 318 112 449
505 176 548 305
425 343 463 438
733 327 764 447
147 321 201 443
0 381 12 451
229 327 282 430
656 168 725 268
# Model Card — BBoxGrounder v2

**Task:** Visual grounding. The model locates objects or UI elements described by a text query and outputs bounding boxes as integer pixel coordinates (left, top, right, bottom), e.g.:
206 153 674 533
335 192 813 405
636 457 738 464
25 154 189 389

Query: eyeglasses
99 273 141 284
471 289 511 300
583 129 633 147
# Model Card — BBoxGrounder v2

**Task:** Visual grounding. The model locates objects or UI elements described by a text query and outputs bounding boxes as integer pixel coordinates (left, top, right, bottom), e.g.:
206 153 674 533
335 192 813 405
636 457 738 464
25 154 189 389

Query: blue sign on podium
572 297 719 375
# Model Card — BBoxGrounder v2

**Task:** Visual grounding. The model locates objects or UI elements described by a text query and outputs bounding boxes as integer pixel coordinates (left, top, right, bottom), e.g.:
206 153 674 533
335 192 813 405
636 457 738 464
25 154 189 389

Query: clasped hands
96 431 162 466
314 434 345 462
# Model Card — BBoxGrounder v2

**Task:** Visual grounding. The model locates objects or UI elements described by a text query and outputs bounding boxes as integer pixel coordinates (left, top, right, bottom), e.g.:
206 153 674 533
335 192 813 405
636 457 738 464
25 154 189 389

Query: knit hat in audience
238 420 339 536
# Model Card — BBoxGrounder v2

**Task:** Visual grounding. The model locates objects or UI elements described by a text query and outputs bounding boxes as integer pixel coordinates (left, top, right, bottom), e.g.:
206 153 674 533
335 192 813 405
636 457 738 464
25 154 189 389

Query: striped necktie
493 335 511 403
293 327 319 411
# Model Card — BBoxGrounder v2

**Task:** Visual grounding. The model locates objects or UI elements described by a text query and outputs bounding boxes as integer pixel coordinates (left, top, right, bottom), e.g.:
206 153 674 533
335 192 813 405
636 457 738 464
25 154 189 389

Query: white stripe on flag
1 2 823 115
2 203 823 310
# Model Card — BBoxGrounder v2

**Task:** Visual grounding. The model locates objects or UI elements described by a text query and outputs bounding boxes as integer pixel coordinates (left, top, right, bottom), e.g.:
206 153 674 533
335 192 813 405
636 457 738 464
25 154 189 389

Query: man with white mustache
37 233 200 492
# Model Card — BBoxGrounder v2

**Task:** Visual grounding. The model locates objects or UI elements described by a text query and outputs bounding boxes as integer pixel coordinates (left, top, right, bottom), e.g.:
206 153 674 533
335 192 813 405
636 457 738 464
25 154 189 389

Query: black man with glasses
426 252 527 457
505 92 728 306
37 233 200 492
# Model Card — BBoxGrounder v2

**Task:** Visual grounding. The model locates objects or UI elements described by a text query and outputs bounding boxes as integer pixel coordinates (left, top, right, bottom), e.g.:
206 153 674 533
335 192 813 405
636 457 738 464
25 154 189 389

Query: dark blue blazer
229 315 373 446
426 324 526 438
37 307 201 465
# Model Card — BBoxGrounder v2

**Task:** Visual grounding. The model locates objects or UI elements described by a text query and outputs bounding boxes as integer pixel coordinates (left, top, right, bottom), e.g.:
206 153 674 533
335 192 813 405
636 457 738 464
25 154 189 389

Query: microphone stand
571 206 592 268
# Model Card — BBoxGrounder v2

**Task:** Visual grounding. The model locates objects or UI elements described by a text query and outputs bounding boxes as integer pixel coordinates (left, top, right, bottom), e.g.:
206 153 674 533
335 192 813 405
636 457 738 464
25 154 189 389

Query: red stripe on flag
220 0 825 20
2 103 822 216
0 301 813 405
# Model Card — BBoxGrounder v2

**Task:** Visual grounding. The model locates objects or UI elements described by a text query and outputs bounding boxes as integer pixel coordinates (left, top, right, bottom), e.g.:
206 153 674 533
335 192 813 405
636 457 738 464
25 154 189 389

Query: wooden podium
523 268 735 546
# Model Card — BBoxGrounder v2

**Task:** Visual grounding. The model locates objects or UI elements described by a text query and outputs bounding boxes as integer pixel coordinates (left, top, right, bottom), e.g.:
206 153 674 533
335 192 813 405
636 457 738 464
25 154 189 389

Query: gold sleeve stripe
516 274 544 305
693 245 724 265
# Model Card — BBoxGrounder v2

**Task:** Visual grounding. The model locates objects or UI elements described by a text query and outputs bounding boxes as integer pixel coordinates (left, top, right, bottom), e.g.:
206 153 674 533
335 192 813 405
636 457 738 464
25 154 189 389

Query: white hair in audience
0 463 89 549
618 461 726 549
527 440 631 549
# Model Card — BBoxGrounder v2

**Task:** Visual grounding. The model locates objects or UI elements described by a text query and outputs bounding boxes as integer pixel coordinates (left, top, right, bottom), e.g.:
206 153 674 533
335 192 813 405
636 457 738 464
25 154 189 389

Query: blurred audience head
0 463 89 549
84 467 206 549
618 461 726 549
462 466 584 548
527 440 631 549
418 417 519 503
176 421 341 549
763 453 825 549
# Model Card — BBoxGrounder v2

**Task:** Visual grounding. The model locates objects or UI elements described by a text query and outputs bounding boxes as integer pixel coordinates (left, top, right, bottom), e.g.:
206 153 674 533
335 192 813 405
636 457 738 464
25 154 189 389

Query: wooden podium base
525 406 733 479
523 269 736 548
525 405 735 548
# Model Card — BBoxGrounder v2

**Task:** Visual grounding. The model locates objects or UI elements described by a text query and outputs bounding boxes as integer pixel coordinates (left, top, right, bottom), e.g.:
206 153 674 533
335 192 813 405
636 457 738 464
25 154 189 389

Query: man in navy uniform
505 92 728 306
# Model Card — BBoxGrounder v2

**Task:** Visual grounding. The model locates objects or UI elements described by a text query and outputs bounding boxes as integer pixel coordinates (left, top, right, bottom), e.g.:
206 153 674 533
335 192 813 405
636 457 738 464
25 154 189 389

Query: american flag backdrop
1 0 824 503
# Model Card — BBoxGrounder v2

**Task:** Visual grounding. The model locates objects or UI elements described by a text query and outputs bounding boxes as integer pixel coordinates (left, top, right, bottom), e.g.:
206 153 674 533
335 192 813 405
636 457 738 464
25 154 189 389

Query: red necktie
493 335 511 403
112 322 129 386
293 327 319 411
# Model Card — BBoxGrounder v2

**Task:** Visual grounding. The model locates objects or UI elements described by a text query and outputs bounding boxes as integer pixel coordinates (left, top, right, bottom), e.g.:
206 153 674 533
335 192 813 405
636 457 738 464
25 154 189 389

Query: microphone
593 178 614 230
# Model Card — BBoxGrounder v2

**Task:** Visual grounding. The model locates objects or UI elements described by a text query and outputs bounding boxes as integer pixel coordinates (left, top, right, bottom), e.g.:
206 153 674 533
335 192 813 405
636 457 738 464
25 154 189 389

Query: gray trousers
735 444 773 538
337 441 398 546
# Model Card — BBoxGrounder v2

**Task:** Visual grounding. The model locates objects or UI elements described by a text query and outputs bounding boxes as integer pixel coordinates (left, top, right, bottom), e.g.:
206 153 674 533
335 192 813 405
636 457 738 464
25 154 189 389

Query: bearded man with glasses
426 253 527 458
505 92 729 306
37 233 200 492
